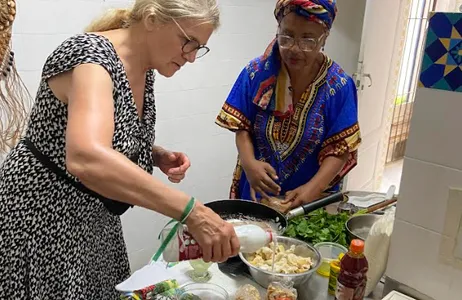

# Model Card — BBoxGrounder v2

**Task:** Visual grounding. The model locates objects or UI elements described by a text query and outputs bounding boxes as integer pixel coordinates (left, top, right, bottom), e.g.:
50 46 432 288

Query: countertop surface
172 262 385 299
170 190 391 299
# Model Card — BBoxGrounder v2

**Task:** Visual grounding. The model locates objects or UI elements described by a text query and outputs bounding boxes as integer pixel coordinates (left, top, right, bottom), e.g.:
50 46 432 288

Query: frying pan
205 192 347 235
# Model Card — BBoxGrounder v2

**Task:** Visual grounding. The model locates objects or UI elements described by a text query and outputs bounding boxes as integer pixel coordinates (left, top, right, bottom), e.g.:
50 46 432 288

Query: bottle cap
350 239 365 253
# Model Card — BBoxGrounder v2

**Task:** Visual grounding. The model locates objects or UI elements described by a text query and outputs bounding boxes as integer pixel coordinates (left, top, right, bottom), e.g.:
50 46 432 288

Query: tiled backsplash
419 12 462 92
386 12 462 300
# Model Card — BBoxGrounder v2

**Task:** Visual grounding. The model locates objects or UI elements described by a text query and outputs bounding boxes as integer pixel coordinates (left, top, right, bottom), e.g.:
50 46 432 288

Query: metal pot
345 214 382 242
238 236 321 289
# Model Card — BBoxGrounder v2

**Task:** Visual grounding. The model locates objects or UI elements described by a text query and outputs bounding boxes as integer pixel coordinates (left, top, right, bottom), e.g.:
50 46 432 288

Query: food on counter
284 208 350 247
247 242 313 274
261 197 292 213
266 282 297 300
235 284 261 300
119 279 180 300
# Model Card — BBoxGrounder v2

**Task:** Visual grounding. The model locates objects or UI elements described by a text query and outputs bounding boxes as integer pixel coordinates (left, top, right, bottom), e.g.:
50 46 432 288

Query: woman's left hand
154 148 191 183
282 183 323 209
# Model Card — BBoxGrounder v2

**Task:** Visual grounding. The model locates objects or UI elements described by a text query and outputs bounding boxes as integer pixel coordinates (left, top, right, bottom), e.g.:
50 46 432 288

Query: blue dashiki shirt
215 40 361 201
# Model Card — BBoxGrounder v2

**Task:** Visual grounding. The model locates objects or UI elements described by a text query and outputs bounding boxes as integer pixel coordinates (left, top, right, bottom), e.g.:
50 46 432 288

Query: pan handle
286 192 346 220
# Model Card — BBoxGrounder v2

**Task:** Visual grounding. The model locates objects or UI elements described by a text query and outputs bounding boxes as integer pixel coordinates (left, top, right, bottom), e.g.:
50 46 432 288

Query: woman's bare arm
235 130 255 167
284 153 348 207
152 145 164 166
46 63 240 263
61 64 190 220
235 130 280 197
310 153 349 192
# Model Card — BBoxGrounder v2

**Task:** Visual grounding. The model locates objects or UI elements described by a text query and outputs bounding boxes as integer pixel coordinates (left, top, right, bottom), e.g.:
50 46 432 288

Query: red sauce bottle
335 239 369 300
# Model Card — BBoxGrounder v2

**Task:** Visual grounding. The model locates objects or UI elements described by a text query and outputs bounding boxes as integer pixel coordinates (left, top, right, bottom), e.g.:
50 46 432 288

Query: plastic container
335 239 369 300
162 224 274 262
314 242 348 277
178 283 229 300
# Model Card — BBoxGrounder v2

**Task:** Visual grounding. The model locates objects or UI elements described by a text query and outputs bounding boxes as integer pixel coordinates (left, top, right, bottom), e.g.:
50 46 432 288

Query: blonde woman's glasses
172 18 210 59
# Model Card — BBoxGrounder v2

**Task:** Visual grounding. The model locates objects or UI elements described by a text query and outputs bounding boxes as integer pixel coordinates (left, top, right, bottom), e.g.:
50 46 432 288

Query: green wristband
151 197 196 262
180 197 196 224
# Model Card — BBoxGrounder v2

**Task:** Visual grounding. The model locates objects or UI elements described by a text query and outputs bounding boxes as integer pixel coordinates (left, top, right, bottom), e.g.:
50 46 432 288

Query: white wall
13 0 277 272
435 0 462 12
324 0 366 76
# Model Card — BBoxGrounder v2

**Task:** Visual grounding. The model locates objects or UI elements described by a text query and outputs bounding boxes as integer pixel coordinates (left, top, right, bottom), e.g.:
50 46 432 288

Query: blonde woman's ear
143 13 157 32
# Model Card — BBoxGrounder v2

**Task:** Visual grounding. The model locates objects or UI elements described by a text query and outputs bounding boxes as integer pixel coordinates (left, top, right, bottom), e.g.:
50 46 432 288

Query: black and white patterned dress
0 33 156 299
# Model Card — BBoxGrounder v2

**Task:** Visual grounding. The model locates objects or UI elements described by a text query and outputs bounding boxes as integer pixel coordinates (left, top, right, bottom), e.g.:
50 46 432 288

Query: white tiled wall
405 89 462 171
386 87 462 300
12 0 276 272
435 0 462 12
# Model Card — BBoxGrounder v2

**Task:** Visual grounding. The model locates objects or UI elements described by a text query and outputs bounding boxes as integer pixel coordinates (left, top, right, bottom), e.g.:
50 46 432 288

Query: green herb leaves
284 209 350 247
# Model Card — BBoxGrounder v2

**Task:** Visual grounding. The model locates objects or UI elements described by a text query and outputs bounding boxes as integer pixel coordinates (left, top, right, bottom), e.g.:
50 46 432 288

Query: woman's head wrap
274 0 337 29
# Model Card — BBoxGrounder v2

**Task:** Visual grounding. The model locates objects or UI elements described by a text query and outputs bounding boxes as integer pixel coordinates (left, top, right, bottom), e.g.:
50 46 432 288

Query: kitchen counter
167 190 392 299
172 261 384 299
148 191 391 299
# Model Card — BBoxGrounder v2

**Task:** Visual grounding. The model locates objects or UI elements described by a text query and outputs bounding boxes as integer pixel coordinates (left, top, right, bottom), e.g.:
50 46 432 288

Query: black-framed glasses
172 18 210 59
276 34 325 52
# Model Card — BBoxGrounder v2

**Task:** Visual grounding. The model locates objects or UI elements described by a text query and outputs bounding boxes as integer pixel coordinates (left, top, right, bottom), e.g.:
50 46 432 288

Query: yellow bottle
328 253 345 295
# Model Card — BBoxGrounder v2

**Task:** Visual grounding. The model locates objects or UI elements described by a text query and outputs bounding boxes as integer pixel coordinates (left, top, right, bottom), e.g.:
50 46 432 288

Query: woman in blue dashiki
216 0 361 209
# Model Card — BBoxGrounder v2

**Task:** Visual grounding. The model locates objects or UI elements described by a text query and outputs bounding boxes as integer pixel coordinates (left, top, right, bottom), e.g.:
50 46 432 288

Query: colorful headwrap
274 0 337 29
231 0 338 117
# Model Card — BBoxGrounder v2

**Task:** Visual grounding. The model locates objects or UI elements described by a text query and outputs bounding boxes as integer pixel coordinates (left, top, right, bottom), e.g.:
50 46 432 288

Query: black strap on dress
23 137 133 216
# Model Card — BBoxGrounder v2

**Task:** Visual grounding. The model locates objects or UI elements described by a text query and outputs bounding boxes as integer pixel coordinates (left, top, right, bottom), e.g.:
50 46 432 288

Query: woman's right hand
242 159 281 200
185 203 240 263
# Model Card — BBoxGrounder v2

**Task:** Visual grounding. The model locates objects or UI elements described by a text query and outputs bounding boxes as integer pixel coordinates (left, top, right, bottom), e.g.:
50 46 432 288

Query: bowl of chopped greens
283 208 351 248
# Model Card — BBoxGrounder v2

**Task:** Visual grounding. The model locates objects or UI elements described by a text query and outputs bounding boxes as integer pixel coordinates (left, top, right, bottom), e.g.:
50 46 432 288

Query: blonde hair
85 0 220 32
0 0 31 154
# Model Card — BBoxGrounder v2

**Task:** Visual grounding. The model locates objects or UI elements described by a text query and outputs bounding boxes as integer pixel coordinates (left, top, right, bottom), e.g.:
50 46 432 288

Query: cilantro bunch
284 208 350 247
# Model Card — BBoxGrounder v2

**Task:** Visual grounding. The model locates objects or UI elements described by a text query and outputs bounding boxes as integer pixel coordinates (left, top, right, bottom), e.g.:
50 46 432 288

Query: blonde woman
0 0 239 298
